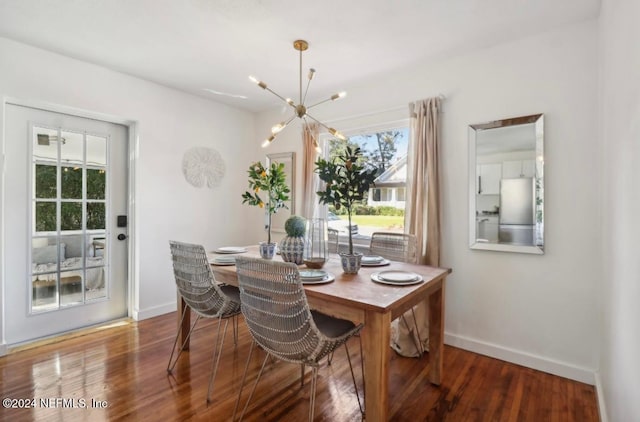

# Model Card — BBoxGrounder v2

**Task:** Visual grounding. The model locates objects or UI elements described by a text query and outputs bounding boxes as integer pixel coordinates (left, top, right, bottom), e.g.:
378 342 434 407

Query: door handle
117 233 128 241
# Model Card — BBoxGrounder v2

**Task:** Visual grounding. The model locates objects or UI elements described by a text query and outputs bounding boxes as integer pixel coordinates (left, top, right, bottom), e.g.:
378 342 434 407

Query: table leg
428 281 445 384
362 310 391 422
177 295 190 351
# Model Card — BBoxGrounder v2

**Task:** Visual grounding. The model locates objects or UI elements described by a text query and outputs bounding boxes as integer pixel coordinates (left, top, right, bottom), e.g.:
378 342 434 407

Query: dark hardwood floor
0 312 599 421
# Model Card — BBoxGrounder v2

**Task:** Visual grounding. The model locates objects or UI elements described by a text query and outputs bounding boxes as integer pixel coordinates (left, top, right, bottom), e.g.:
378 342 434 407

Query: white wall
599 0 640 420
0 37 256 342
258 20 601 383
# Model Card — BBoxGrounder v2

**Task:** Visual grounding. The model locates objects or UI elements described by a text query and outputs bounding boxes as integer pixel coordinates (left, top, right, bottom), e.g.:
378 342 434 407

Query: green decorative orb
284 215 306 237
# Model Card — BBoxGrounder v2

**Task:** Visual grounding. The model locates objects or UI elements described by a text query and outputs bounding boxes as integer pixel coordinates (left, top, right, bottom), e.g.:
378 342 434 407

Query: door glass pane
32 274 57 312
61 166 83 199
31 237 61 313
87 235 106 300
60 131 83 165
60 235 83 270
60 270 83 306
35 164 57 199
61 202 82 231
87 135 107 166
87 169 106 199
33 127 58 161
87 202 105 230
35 202 56 232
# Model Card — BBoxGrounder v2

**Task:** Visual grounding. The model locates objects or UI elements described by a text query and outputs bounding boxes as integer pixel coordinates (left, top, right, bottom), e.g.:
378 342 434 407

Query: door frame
0 97 139 354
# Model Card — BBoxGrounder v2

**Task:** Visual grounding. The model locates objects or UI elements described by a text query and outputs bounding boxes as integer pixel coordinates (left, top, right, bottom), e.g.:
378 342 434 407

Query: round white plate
362 255 384 263
302 273 335 284
210 259 236 266
300 270 327 281
371 271 423 286
214 246 247 254
361 259 390 267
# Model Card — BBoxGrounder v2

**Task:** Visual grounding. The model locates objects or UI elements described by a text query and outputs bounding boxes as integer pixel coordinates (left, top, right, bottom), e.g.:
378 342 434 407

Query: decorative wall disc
182 147 226 188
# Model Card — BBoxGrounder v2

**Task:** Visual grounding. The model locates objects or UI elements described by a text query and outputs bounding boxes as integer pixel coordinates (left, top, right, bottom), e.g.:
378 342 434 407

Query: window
323 125 409 248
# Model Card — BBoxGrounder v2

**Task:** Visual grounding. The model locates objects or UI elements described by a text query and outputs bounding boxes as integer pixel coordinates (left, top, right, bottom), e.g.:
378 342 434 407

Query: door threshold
7 317 133 354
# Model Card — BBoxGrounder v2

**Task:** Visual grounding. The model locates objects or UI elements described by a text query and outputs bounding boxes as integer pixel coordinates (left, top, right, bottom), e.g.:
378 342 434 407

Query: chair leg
232 341 256 421
344 341 365 416
300 364 306 387
308 367 319 422
167 307 201 373
206 317 229 403
237 350 270 421
401 311 424 357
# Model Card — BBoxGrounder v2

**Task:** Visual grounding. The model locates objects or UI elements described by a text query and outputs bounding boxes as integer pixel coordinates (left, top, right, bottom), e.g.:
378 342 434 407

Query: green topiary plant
241 161 290 245
284 215 306 237
280 215 307 264
315 146 377 256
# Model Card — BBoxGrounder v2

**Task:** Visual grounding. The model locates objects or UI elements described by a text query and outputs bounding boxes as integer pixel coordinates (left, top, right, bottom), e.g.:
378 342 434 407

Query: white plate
378 270 420 282
300 270 327 281
371 271 423 286
362 255 384 264
302 273 335 285
214 246 247 254
209 256 237 265
361 259 390 267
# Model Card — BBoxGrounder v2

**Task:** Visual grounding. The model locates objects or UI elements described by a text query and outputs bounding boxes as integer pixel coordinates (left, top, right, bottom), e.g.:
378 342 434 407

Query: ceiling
0 0 600 113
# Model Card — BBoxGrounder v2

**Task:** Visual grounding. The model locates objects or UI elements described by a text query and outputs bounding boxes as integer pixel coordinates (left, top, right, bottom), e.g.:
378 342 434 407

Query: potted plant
279 215 307 264
315 146 377 273
242 161 290 259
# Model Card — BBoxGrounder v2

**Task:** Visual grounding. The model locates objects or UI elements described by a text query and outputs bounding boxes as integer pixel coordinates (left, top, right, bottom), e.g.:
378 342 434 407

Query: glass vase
303 218 328 269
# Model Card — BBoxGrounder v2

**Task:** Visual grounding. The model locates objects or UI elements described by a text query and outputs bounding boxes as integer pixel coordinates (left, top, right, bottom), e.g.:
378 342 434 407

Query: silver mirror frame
468 114 544 254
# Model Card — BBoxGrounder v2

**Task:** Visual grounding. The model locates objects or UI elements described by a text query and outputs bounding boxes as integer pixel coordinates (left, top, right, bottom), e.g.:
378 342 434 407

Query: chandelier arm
261 85 296 108
302 75 313 106
306 97 332 110
277 115 297 133
307 92 346 110
305 113 346 141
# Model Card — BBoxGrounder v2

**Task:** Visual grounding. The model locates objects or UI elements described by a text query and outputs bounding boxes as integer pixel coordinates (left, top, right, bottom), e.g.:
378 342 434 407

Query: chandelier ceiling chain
249 39 347 152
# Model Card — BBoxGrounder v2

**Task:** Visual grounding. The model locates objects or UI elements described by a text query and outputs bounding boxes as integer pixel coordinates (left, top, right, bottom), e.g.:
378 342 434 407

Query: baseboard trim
0 343 7 357
593 371 608 422
445 332 595 385
132 302 176 321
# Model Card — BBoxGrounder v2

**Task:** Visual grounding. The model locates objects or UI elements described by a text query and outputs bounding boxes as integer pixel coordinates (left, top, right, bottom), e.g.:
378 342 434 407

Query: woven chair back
169 240 237 318
369 232 418 264
235 257 327 364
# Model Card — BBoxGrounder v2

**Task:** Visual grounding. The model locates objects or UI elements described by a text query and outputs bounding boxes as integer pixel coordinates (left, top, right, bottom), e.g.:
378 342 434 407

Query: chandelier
249 39 347 151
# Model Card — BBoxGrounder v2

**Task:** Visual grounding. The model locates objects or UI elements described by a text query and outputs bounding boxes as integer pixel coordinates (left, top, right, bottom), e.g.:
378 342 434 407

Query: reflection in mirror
468 114 544 254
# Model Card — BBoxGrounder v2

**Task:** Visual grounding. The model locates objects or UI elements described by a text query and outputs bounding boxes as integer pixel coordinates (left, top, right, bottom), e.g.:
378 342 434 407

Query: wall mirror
468 114 544 254
266 152 295 234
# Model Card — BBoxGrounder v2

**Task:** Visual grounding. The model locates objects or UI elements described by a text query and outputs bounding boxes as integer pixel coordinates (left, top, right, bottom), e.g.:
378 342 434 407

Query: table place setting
360 255 391 267
370 270 424 286
209 255 239 266
213 246 248 254
299 269 335 285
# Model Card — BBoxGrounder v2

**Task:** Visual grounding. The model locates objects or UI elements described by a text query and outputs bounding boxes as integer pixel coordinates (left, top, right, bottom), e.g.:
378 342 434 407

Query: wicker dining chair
232 256 364 421
167 240 241 403
369 232 426 356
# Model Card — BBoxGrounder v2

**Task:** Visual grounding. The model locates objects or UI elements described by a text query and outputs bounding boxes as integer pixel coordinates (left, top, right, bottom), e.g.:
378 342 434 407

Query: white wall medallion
182 147 226 188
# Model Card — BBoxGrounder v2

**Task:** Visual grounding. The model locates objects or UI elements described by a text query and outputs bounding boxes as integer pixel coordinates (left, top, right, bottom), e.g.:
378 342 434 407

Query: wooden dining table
177 246 451 422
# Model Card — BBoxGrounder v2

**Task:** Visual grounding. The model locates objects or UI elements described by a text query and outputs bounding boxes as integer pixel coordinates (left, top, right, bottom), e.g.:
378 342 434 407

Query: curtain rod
324 93 445 124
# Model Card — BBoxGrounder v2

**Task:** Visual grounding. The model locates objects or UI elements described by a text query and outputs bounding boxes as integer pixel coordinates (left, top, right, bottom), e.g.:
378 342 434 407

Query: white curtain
301 123 321 219
390 96 442 357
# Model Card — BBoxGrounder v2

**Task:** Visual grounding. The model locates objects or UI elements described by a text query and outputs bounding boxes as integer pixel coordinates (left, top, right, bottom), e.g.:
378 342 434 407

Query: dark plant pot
259 241 277 260
279 236 305 265
340 252 363 274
